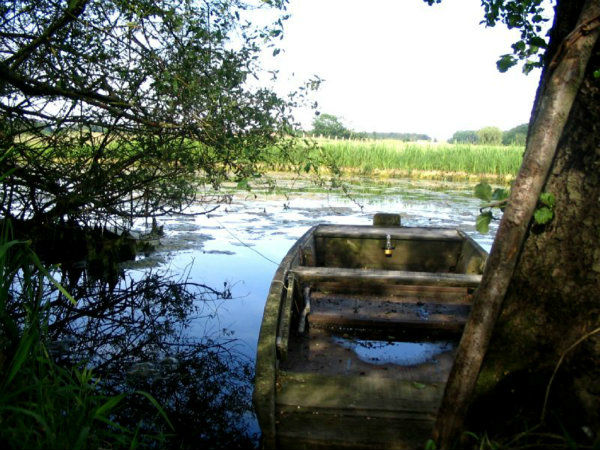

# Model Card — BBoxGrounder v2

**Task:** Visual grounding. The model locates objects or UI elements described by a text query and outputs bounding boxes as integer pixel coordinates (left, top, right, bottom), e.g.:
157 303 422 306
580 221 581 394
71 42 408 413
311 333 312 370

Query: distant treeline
308 114 432 141
309 113 527 146
368 132 431 141
450 123 528 146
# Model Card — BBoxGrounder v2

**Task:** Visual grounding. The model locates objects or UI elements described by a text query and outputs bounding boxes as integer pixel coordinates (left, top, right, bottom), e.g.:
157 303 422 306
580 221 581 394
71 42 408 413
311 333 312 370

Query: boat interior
271 224 487 449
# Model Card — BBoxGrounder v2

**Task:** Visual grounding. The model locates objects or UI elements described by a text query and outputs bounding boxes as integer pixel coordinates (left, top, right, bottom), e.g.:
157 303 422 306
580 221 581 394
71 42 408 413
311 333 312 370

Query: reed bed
270 138 524 180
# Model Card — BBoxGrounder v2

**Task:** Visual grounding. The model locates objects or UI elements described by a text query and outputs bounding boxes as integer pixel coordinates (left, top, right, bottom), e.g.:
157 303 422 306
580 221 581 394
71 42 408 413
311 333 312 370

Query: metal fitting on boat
384 234 394 257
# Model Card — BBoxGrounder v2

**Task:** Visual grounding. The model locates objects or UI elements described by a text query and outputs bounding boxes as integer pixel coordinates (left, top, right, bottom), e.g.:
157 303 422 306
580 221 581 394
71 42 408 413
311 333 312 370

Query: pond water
122 176 499 439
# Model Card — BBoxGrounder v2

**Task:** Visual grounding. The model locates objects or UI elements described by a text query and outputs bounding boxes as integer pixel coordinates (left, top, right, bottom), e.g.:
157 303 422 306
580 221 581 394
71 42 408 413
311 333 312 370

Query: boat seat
307 293 470 332
291 266 479 334
291 266 482 288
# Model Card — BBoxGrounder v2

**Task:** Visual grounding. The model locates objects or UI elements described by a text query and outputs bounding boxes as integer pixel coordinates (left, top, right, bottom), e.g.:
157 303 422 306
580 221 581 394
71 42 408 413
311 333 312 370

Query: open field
269 138 524 182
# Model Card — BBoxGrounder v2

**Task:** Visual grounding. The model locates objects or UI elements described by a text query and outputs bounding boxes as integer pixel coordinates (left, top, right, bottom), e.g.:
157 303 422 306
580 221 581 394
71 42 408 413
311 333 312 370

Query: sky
264 0 554 141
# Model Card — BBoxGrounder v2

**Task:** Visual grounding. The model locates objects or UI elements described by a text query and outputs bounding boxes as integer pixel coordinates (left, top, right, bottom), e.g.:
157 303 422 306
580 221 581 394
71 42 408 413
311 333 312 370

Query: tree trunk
467 0 600 443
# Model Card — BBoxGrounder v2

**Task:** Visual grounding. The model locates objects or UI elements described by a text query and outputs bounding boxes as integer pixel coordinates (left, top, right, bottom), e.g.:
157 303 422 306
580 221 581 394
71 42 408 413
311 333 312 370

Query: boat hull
254 223 487 449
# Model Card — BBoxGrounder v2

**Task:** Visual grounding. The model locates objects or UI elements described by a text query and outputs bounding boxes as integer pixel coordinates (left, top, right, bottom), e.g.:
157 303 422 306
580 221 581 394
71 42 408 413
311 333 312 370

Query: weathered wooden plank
314 225 462 241
309 311 466 332
276 274 295 361
299 234 316 266
253 226 315 449
314 282 473 300
308 297 469 332
276 372 443 414
292 266 482 288
276 414 433 450
373 213 402 227
456 231 488 274
310 287 471 304
315 237 462 271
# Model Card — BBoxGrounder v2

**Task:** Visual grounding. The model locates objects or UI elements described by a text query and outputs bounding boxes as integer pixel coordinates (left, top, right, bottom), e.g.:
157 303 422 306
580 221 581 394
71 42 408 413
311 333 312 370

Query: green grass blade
4 329 38 386
135 390 174 431
0 405 50 431
27 250 77 305
93 393 126 419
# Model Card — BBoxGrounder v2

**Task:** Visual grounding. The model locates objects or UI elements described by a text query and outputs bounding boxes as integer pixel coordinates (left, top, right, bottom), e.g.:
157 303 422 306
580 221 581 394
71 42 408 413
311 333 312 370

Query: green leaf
528 36 547 49
476 211 493 234
28 251 77 305
513 40 526 52
539 192 555 208
5 328 38 386
594 69 600 79
424 439 437 450
492 188 509 201
523 60 541 75
411 381 426 389
532 14 544 23
497 54 517 73
534 207 553 225
474 182 492 202
94 394 126 419
0 239 27 261
0 405 49 430
136 390 175 430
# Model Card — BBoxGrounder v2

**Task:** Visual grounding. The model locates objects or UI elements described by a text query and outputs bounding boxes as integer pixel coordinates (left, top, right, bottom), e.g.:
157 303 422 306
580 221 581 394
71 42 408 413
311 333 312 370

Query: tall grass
269 138 524 179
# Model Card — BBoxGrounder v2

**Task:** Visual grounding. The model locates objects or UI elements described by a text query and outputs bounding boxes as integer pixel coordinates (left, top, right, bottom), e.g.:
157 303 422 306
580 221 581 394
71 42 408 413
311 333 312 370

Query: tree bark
433 1 600 447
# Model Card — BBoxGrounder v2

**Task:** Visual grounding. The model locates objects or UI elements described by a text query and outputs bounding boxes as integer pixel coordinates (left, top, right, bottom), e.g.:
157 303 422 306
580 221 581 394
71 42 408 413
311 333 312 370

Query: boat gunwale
253 226 317 448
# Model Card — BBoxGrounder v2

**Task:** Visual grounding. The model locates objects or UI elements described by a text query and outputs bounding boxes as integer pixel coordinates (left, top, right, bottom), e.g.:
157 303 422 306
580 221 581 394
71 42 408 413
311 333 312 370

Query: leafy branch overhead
0 0 317 227
474 181 555 233
474 182 509 233
424 0 552 74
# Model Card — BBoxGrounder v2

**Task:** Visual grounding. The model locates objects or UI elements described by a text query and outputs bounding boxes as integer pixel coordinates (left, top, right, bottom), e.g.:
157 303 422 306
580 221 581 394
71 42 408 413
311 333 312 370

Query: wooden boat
254 214 487 450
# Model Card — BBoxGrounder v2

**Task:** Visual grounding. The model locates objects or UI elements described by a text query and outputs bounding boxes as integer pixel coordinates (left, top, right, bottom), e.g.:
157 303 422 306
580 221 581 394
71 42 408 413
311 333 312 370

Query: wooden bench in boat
291 266 482 288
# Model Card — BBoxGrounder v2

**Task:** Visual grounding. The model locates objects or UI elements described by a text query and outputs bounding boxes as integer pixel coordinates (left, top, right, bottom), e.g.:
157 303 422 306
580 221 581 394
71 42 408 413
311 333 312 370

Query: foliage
0 0 308 227
0 223 174 449
477 127 503 145
482 0 552 74
311 113 352 138
474 181 509 233
534 192 555 225
502 123 529 146
451 130 479 144
474 181 555 233
450 125 529 146
424 0 553 74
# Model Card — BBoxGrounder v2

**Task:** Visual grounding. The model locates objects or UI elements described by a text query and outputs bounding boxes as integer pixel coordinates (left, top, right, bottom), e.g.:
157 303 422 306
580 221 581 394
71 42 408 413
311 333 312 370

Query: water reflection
332 336 455 366
9 264 258 449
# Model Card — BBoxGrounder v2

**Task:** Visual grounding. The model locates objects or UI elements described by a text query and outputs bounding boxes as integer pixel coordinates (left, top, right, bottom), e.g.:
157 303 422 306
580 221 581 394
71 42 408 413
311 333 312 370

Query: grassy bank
269 138 524 182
